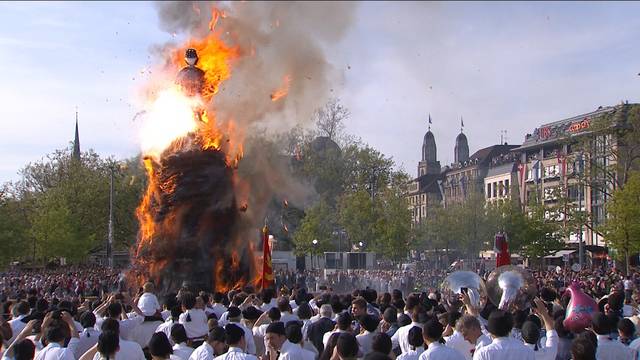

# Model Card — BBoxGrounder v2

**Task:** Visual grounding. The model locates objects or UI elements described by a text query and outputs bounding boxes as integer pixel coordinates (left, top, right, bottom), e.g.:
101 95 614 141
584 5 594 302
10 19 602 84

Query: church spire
73 108 81 161
455 115 469 164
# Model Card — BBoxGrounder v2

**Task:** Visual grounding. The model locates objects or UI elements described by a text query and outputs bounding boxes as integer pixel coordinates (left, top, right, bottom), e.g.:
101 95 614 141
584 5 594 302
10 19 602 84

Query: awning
544 250 576 259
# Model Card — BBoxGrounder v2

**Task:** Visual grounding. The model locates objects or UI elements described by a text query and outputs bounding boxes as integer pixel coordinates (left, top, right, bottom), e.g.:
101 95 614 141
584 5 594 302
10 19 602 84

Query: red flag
495 232 511 267
261 225 275 290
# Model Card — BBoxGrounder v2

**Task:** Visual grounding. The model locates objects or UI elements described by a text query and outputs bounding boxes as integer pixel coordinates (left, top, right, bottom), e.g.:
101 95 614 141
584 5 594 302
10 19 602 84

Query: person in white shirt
252 308 280 356
171 324 195 360
94 294 146 341
253 308 281 339
214 323 258 360
323 313 353 349
356 315 379 356
591 313 635 360
75 311 101 359
225 307 256 355
277 298 299 325
397 327 425 360
95 318 146 360
265 322 304 360
179 292 209 344
157 306 183 346
189 326 228 360
418 319 464 360
138 282 162 318
520 298 558 360
2 319 38 360
452 315 490 360
8 301 30 344
162 294 181 321
284 322 316 360
624 276 634 301
568 333 597 360
391 306 424 354
88 330 119 360
209 293 228 320
473 310 534 360
260 290 277 313
619 318 640 358
35 311 80 360
148 332 182 360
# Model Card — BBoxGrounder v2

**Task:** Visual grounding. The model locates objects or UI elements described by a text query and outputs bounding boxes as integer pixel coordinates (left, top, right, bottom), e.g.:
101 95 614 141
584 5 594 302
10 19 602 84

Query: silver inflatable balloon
486 265 537 310
442 271 486 308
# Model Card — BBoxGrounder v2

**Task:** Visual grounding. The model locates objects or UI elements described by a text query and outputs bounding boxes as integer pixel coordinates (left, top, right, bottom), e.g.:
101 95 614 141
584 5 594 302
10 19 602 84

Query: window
504 180 510 195
544 164 560 178
544 187 558 201
492 182 497 198
487 183 492 198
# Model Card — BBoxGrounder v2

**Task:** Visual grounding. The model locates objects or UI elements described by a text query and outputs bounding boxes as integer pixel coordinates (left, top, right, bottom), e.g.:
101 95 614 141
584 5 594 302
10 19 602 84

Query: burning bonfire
127 13 276 293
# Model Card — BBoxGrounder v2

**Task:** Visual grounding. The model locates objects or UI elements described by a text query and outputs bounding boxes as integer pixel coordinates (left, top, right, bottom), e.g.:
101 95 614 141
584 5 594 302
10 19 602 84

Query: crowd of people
273 269 448 296
0 265 639 360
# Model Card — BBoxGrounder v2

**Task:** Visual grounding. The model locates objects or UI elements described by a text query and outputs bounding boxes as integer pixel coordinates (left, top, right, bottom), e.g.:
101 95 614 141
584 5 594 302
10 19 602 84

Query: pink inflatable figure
563 281 599 333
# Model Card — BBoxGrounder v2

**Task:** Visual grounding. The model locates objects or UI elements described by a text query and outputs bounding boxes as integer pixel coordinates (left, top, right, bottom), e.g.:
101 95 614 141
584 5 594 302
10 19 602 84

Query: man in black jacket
306 304 335 353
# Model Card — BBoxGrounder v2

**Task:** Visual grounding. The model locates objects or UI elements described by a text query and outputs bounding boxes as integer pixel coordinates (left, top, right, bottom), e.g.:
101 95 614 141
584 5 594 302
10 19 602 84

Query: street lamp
107 160 127 268
357 242 365 269
312 239 318 268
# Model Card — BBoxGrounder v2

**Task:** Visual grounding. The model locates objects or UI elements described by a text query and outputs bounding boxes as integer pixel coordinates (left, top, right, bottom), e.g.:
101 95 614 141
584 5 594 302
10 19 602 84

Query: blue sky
1 1 639 183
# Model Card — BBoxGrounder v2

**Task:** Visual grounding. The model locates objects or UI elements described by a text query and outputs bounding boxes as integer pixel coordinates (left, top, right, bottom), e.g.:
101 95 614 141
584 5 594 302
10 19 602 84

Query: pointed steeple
73 108 81 161
418 114 440 177
455 116 469 164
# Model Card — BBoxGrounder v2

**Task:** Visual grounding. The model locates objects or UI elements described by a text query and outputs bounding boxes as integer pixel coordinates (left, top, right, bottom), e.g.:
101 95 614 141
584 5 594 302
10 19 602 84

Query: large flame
130 11 261 293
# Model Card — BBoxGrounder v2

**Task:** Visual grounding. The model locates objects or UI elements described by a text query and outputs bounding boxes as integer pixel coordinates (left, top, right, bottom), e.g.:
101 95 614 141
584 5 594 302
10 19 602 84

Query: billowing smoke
153 1 357 225
154 1 356 130
129 2 356 292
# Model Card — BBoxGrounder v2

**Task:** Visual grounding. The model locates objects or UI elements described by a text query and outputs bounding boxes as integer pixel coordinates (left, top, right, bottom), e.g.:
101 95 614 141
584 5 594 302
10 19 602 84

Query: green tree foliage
1 147 143 264
285 98 414 261
338 190 377 250
0 187 31 266
373 182 412 262
292 200 336 256
599 172 640 274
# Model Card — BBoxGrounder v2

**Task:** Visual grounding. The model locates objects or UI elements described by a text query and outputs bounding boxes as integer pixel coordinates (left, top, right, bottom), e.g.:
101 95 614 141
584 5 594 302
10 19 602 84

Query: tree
292 200 336 257
457 191 493 260
373 179 412 262
565 104 640 238
599 172 640 274
1 146 144 264
313 98 350 144
338 190 377 250
516 198 565 261
342 145 393 198
0 187 31 266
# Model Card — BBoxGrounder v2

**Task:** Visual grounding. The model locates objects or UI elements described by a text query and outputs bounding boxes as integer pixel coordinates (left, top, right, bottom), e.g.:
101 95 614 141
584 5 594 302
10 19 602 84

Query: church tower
417 115 441 177
454 117 469 163
73 109 81 161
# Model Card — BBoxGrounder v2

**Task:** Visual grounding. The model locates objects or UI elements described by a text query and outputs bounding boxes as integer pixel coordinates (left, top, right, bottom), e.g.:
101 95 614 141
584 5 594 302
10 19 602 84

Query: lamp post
312 239 318 268
358 242 364 269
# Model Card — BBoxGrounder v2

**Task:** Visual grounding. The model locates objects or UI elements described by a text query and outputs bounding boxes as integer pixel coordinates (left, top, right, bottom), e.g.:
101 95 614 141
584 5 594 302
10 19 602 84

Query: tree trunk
625 249 630 275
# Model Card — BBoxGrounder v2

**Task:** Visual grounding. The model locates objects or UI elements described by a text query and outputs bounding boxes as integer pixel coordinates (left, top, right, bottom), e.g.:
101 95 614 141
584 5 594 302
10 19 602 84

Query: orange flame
131 10 254 292
209 8 226 32
270 75 291 102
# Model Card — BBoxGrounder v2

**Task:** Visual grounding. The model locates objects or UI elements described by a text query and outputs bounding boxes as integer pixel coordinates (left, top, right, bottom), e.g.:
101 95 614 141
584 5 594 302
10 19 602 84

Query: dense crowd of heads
0 265 639 359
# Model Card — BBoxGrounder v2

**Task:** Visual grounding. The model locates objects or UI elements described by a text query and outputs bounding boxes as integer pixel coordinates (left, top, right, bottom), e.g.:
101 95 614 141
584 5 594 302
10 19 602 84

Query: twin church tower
418 116 468 177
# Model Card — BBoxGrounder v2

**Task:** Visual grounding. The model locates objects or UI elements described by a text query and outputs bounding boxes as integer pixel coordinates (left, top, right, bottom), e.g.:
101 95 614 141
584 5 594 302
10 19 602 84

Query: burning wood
270 75 291 101
128 16 252 294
